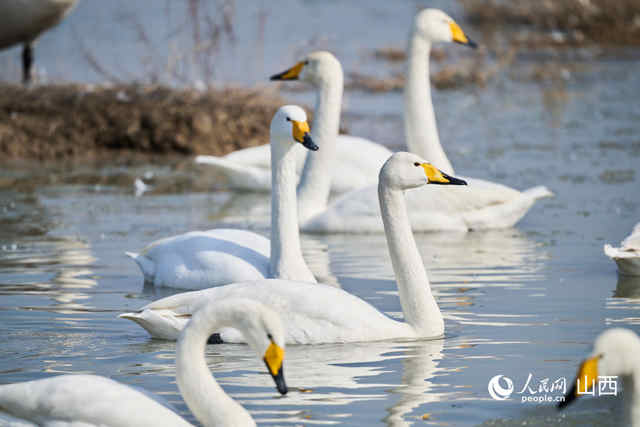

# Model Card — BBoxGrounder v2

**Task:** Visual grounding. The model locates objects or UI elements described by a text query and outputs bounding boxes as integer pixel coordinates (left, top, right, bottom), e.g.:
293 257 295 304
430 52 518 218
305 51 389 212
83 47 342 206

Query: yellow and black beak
270 61 305 81
558 355 600 409
421 163 467 185
450 21 478 48
263 341 287 395
291 120 319 151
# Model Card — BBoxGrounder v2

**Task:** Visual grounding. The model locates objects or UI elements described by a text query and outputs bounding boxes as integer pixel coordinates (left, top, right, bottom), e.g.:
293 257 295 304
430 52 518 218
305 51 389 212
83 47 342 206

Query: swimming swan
301 9 553 233
558 328 640 426
604 222 640 276
0 299 287 426
126 105 319 289
195 51 392 206
120 152 467 343
0 0 77 83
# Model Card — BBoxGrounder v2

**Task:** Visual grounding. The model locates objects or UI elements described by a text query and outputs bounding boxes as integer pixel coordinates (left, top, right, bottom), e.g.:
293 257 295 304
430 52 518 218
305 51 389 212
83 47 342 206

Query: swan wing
129 229 270 290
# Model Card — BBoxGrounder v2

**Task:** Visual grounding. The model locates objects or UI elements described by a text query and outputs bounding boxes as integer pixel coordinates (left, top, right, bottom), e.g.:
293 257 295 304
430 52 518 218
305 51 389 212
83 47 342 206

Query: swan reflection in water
0 237 97 312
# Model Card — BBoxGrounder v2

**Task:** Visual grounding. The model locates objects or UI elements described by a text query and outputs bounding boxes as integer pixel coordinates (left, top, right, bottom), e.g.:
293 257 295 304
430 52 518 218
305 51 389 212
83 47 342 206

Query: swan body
195 50 392 206
604 222 640 276
127 106 318 289
0 299 288 426
559 328 640 426
0 0 77 83
303 179 553 233
121 152 467 343
300 10 552 233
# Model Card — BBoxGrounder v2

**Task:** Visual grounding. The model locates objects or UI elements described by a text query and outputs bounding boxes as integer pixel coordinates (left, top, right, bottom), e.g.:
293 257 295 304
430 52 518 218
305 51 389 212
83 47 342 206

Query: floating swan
0 0 77 83
195 51 392 207
604 222 640 276
120 152 467 343
0 298 287 426
301 9 553 233
558 328 640 426
126 105 318 289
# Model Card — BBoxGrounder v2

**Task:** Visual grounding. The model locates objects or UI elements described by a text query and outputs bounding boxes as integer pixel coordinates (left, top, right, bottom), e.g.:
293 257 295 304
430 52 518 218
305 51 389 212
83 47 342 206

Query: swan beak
558 355 600 409
292 120 319 151
421 163 467 185
450 21 478 48
270 61 305 81
263 342 288 395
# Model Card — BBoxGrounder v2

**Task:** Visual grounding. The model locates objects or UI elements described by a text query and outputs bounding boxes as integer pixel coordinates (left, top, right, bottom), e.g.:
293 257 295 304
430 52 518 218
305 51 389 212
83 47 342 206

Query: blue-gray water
1 0 639 426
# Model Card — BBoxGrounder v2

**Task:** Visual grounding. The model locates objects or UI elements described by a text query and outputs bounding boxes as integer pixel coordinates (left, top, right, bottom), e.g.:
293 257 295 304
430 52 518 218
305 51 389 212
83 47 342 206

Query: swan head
188 298 288 395
379 152 467 191
413 9 477 48
271 105 318 151
559 328 640 409
270 50 342 86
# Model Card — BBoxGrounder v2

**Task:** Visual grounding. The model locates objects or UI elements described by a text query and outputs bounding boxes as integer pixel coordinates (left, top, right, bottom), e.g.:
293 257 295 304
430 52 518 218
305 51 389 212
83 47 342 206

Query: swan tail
195 155 270 191
119 309 185 340
125 251 155 281
522 185 554 201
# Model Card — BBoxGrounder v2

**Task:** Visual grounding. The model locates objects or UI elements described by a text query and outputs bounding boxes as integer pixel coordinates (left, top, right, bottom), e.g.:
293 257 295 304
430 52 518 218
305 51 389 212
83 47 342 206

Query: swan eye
413 162 420 167
304 60 309 65
267 333 273 340
286 117 291 122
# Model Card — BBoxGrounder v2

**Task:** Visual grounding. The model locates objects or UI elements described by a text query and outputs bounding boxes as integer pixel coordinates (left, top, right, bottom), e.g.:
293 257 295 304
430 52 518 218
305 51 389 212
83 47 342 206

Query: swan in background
0 299 288 426
195 51 392 206
302 9 552 233
120 152 466 343
126 105 318 290
604 222 640 276
558 328 640 426
0 0 78 83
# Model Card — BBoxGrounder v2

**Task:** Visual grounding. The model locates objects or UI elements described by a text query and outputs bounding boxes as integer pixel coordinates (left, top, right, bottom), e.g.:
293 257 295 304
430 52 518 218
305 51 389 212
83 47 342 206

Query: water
1 1 639 426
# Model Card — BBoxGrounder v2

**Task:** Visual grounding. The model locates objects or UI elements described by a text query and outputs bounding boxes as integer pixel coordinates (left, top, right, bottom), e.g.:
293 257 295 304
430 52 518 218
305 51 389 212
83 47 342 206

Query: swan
195 51 392 206
604 222 640 276
558 328 640 426
0 298 287 426
120 152 467 343
301 9 553 233
126 105 319 290
0 0 78 83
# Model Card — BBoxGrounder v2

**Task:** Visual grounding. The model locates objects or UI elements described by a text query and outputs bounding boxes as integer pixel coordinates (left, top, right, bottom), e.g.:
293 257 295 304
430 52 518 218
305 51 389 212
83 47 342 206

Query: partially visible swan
120 152 467 343
604 222 640 276
301 9 552 233
195 51 392 206
0 298 288 426
0 0 78 83
126 105 319 289
558 328 640 426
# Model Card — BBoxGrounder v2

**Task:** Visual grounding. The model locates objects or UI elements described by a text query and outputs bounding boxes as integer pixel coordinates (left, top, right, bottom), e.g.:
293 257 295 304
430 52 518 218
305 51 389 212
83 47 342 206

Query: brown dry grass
0 84 285 160
461 0 640 45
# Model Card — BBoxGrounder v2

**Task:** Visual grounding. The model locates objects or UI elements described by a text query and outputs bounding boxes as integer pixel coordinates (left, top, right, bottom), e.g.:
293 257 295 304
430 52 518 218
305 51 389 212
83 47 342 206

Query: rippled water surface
1 1 640 426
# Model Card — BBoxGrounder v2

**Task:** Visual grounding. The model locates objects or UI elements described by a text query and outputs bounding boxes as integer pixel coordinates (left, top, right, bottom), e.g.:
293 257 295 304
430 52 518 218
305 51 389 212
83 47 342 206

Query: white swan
126 105 318 290
0 298 287 426
120 152 467 343
0 0 77 83
604 222 640 276
558 328 640 426
301 9 553 233
195 51 392 207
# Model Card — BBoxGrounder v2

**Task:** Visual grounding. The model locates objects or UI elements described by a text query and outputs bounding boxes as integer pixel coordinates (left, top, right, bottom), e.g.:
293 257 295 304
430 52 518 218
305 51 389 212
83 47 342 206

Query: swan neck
378 183 444 337
176 313 254 426
297 72 343 224
270 138 314 281
404 33 454 175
